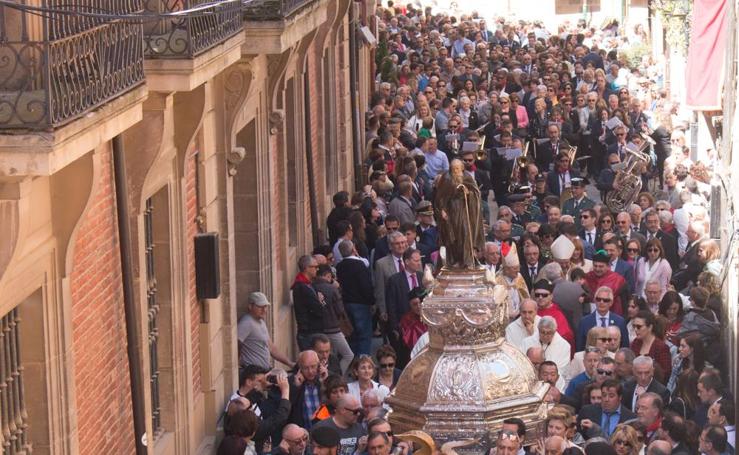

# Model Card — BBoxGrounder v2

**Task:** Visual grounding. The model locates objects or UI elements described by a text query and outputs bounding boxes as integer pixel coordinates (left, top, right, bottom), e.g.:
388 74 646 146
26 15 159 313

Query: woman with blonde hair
609 424 642 455
540 406 584 453
564 326 614 381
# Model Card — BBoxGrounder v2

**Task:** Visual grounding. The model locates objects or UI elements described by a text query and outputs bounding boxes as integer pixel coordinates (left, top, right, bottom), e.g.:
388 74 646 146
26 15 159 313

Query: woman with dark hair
348 210 370 259
624 295 649 343
667 369 701 419
597 211 615 235
635 238 672 298
667 333 705 392
657 290 684 346
375 344 403 390
630 310 672 382
361 200 381 252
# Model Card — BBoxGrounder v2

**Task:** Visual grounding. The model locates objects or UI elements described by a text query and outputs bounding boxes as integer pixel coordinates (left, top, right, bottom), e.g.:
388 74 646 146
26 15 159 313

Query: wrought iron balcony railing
242 0 317 20
143 0 243 58
0 1 146 129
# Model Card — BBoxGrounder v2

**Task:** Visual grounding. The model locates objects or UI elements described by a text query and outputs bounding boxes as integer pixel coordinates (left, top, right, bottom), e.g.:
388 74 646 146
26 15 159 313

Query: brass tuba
605 135 653 213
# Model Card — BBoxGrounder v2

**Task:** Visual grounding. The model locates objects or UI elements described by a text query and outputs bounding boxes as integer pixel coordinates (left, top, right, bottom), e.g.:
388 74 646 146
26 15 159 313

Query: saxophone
605 136 653 213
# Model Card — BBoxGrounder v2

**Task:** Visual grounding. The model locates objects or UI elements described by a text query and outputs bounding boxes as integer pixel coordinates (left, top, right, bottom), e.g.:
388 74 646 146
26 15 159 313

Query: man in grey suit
387 180 416 225
374 231 409 324
616 211 646 247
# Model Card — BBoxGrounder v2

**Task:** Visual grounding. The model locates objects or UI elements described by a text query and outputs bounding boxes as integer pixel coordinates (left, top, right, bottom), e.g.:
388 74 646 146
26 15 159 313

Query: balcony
143 0 242 59
143 0 245 91
242 0 327 55
242 0 317 20
0 2 146 130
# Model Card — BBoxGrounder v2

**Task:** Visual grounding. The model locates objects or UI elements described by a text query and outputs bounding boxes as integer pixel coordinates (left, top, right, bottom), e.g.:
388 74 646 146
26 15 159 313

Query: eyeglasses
534 292 551 298
380 362 396 369
286 436 309 444
648 248 660 252
501 100 509 104
595 297 612 303
580 214 590 219
344 407 363 415
627 248 640 253
596 369 614 376
598 337 613 342
614 440 632 447
601 219 612 224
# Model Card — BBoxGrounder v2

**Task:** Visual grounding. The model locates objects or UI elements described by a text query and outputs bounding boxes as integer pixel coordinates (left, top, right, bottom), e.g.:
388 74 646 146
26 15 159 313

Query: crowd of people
225 3 733 455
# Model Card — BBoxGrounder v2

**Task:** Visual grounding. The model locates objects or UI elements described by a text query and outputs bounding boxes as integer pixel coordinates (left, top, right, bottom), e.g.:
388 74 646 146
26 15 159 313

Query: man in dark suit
372 215 400 264
561 178 595 227
616 212 647 248
385 248 424 367
578 208 600 260
621 356 671 411
604 237 635 295
576 286 629 351
546 151 582 197
606 125 630 161
673 222 708 291
536 124 570 173
521 242 546 292
578 379 637 440
415 202 438 254
641 210 679 270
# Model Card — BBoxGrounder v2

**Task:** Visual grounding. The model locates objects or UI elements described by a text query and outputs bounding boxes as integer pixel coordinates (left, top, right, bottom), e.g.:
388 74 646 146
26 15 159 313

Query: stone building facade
0 0 374 453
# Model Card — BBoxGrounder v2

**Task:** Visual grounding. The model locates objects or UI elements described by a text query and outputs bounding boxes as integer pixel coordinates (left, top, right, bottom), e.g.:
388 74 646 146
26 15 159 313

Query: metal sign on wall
555 0 601 14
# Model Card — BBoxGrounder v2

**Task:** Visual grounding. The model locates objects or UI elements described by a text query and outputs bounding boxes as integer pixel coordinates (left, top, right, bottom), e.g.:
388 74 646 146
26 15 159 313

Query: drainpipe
348 0 363 191
304 71 320 246
112 135 148 455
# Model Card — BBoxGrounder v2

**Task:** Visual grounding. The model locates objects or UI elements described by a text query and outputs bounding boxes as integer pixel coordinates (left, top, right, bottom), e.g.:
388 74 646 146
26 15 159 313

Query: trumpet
508 142 531 193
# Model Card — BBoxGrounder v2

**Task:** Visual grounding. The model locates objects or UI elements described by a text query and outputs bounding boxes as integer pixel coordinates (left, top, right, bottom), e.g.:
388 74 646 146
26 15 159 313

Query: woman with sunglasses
509 93 529 132
597 212 615 235
635 238 672 298
374 345 402 391
629 310 672 383
609 424 642 455
622 238 642 279
564 327 614 381
347 355 390 404
624 296 649 343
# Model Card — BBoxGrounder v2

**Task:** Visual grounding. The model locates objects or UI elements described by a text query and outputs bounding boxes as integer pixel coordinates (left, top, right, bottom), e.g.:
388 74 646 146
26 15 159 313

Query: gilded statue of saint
433 159 485 269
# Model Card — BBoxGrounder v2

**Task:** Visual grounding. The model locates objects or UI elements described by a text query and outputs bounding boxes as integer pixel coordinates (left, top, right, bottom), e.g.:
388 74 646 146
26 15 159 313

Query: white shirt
594 311 611 328
521 332 571 372
505 315 541 352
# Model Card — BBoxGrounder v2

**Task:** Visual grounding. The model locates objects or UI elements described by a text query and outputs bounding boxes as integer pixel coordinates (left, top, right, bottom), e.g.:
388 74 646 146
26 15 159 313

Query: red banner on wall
685 0 729 110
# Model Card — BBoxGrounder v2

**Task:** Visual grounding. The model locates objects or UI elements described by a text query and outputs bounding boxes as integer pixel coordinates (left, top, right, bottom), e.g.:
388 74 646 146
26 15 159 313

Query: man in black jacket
292 255 325 351
326 191 352 246
384 248 424 367
641 210 679 271
335 240 375 356
621 356 670 411
578 379 636 440
312 266 354 375
288 350 327 431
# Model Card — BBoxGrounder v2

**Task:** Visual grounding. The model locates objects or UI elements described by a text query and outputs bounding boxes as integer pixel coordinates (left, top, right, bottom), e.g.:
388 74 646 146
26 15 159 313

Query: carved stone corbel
227 146 246 176
269 110 285 135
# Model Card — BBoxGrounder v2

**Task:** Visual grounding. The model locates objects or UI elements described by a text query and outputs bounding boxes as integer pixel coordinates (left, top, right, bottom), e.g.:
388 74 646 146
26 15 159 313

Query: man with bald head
544 436 566 455
289 350 327 430
313 395 367 455
275 424 309 455
646 440 672 455
506 299 540 352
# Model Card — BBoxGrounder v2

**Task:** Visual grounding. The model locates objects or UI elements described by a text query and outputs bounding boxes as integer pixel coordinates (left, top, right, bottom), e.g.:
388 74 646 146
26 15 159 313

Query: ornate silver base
386 267 549 452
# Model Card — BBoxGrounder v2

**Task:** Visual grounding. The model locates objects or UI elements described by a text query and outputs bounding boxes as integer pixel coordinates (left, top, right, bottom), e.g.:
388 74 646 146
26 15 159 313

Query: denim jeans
344 303 372 356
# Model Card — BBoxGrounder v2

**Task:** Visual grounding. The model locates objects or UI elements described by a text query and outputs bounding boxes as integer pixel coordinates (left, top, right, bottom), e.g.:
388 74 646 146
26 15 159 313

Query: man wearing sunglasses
575 286 629 351
312 395 366 455
584 251 627 316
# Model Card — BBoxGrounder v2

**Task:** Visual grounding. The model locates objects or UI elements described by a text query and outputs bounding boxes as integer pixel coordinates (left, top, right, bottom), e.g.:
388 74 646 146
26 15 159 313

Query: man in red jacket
585 251 627 315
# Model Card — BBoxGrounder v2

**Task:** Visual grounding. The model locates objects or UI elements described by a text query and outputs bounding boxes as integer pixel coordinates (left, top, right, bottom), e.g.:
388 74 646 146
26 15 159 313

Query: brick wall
70 147 135 455
185 145 202 396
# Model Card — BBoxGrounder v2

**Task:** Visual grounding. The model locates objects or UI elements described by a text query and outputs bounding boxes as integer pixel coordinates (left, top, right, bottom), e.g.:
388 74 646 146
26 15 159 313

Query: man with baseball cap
561 177 595 228
237 291 294 371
